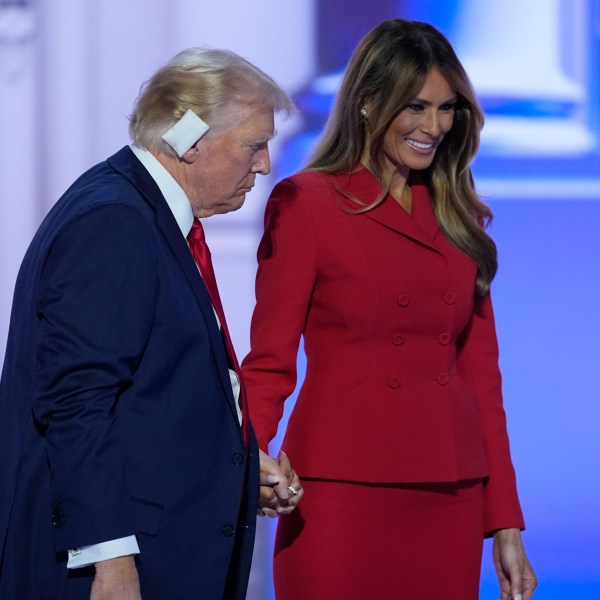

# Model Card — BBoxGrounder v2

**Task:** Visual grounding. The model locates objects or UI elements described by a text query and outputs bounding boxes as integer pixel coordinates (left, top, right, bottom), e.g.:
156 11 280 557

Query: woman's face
380 68 457 177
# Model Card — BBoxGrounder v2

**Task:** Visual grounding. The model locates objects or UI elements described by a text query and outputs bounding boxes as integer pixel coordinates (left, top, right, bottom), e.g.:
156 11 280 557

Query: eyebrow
411 95 458 106
247 130 277 145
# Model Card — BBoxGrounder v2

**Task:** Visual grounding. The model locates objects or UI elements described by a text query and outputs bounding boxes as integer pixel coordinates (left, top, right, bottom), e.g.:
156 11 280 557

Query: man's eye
250 142 268 151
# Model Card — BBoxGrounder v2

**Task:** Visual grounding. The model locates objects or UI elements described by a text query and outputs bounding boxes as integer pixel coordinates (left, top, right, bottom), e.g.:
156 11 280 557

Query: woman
242 19 536 600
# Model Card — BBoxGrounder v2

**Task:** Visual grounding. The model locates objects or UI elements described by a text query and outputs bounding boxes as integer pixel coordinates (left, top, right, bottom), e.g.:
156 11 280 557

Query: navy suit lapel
107 147 240 422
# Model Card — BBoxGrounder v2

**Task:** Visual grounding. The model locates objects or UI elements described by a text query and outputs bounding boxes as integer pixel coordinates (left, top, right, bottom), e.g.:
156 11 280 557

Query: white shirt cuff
67 535 140 569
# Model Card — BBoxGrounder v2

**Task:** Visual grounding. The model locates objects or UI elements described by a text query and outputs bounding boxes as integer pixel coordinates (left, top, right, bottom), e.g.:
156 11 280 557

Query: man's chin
219 195 247 215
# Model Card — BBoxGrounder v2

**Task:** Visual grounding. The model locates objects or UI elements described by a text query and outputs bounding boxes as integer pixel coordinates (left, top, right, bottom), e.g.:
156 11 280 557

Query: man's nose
253 148 271 175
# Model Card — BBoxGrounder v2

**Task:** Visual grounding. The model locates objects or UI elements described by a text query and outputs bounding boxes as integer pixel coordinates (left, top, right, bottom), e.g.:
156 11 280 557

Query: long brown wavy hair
306 19 496 298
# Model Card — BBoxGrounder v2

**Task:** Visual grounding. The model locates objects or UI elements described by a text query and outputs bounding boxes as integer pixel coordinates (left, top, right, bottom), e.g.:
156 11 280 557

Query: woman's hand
258 449 304 517
492 528 537 600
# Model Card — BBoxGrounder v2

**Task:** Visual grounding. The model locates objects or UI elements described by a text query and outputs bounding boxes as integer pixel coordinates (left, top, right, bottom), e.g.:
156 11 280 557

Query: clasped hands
258 449 303 517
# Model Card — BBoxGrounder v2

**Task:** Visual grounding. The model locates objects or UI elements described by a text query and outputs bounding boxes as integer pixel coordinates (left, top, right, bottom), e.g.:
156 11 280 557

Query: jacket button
443 292 456 305
438 333 450 345
436 372 449 385
222 524 235 537
397 294 410 307
388 376 401 389
232 452 244 466
51 500 64 528
392 334 405 346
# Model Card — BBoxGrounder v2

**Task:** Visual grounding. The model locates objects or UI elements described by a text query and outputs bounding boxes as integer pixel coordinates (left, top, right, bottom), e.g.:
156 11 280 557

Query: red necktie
187 218 249 445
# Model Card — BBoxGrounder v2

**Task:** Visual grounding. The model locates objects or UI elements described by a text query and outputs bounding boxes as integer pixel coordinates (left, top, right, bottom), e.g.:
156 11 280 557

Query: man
0 48 302 599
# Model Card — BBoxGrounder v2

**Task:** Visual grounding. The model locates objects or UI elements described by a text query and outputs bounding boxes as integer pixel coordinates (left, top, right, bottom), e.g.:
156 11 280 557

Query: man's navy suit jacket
0 146 259 599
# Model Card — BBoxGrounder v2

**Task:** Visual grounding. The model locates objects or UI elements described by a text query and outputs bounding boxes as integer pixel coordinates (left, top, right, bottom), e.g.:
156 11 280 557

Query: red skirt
273 478 484 600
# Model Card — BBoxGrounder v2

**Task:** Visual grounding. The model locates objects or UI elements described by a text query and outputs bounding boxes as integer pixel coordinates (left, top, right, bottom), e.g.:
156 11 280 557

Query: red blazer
242 166 524 533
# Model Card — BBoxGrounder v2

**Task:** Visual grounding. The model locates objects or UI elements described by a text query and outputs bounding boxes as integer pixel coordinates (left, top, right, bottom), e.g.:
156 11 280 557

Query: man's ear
181 141 202 164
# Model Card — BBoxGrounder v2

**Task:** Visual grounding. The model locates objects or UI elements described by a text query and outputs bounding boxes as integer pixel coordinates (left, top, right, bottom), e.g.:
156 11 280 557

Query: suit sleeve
456 292 525 535
33 204 158 551
242 179 317 451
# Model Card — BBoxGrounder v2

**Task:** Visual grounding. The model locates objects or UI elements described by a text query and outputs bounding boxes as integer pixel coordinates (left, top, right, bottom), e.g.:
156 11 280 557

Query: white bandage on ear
161 109 210 157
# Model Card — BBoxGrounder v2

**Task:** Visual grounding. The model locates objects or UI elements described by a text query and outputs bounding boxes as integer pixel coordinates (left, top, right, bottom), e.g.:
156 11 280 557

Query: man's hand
258 449 304 517
91 555 141 600
492 528 537 600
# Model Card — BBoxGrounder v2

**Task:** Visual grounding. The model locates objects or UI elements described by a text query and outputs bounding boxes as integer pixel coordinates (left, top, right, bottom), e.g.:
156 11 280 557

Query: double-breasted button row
389 373 450 388
389 292 455 389
388 373 450 388
398 292 456 306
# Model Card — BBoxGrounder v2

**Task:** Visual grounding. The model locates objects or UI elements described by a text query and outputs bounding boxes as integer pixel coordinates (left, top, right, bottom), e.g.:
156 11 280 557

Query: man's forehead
203 103 275 144
235 109 275 139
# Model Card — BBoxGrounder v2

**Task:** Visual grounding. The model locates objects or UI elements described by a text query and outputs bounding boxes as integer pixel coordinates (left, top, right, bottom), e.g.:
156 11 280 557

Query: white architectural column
454 0 592 155
35 0 98 209
0 0 38 361
457 0 580 97
85 0 178 161
36 0 179 211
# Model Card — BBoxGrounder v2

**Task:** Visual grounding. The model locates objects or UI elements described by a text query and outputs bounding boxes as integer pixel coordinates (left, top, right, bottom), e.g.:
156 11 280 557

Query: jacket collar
129 145 194 237
336 164 441 251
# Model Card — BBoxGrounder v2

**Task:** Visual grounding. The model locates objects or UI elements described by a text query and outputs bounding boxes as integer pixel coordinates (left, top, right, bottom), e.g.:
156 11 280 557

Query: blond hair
129 47 293 156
